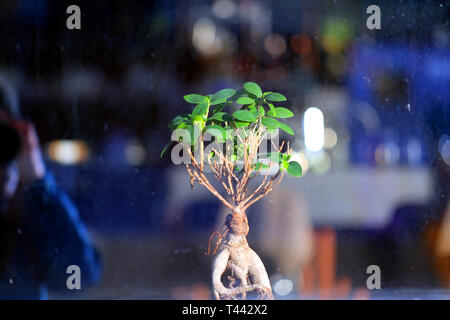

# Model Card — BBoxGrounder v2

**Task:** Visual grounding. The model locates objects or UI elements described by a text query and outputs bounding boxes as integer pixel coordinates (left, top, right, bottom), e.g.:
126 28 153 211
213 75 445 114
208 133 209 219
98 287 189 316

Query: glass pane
0 0 448 300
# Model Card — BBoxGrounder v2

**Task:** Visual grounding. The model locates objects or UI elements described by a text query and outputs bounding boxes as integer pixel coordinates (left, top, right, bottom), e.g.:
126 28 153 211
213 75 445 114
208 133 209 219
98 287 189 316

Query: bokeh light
439 135 450 165
304 107 325 152
310 151 332 174
212 0 237 19
264 34 287 58
125 140 146 166
192 18 221 56
290 34 312 56
47 140 89 165
324 128 338 149
274 278 294 296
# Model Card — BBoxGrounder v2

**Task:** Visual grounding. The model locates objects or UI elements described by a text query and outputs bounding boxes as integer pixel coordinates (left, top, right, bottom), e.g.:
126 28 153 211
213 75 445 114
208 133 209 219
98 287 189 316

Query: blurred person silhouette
0 77 101 299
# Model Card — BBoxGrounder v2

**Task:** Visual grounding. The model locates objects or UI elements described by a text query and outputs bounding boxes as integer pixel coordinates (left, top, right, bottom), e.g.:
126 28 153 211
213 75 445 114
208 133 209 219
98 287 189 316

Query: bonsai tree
162 82 302 299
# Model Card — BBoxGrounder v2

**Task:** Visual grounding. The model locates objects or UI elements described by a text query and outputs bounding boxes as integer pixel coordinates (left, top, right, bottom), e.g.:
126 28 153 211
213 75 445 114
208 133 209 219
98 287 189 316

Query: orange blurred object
424 218 450 288
299 228 370 299
171 283 211 300
172 286 191 300
190 283 211 300
316 228 336 299
290 34 312 56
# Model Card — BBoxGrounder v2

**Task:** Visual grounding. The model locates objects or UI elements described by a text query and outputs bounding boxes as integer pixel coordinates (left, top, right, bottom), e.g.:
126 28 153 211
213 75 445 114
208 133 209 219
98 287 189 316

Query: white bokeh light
47 140 89 165
192 18 220 56
212 0 237 19
324 127 338 149
273 278 294 296
304 107 325 152
439 135 450 165
125 141 146 166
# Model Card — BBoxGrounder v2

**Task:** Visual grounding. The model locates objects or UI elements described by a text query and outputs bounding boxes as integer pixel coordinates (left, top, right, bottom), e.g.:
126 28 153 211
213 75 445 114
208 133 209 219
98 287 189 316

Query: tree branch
242 170 285 210
185 145 234 210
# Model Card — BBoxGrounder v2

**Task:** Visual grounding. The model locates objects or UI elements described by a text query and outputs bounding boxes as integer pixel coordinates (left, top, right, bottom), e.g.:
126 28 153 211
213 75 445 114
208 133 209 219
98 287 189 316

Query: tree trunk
212 208 273 300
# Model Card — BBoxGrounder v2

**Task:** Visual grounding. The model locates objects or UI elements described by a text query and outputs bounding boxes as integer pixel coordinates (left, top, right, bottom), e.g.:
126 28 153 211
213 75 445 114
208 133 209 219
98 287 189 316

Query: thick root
212 243 273 300
215 283 271 300
211 210 273 300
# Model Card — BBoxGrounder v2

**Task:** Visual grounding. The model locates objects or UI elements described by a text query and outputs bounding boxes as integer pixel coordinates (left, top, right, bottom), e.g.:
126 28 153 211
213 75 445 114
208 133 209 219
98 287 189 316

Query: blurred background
0 0 449 299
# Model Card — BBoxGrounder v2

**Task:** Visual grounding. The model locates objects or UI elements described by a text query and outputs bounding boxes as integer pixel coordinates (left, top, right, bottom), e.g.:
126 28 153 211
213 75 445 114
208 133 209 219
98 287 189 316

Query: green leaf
168 115 185 130
160 141 173 158
287 161 302 177
184 94 206 104
258 106 265 117
212 103 225 114
234 121 250 128
230 89 248 100
267 102 276 113
261 117 280 128
266 107 294 118
265 92 286 101
176 122 190 129
210 89 235 105
192 115 204 123
278 122 294 135
236 97 254 105
192 115 205 132
282 153 292 162
243 82 262 97
248 104 257 113
209 112 233 123
192 102 208 116
233 110 256 122
253 162 269 171
204 125 227 142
